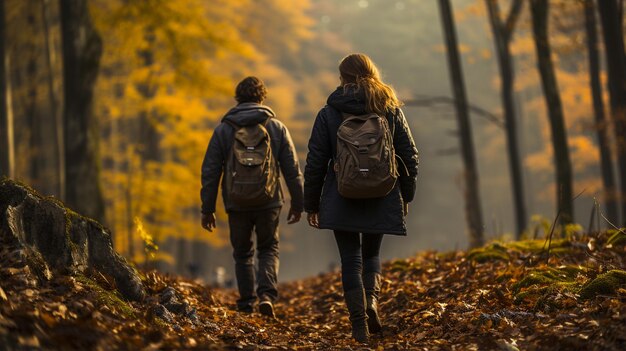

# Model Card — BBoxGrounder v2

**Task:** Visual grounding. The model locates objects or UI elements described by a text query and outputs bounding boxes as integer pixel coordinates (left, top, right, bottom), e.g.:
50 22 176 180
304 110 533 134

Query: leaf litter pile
1 230 625 350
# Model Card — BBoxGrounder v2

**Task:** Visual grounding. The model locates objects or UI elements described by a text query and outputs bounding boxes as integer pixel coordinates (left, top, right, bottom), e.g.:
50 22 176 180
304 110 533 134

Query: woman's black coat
304 87 419 235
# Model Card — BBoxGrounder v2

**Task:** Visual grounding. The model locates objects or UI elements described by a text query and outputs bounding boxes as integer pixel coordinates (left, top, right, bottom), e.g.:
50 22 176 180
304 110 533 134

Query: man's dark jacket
304 87 419 235
201 103 304 214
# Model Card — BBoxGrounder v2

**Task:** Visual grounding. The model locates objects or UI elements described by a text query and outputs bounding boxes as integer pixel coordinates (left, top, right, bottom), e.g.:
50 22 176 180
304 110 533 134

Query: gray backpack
334 113 398 198
225 120 279 207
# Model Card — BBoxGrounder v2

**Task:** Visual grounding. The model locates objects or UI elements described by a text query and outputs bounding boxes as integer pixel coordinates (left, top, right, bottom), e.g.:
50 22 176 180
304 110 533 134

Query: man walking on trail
200 76 304 318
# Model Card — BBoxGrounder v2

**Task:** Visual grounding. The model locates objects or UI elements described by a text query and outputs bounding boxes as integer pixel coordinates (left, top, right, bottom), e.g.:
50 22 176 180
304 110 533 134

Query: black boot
363 272 382 333
344 289 369 343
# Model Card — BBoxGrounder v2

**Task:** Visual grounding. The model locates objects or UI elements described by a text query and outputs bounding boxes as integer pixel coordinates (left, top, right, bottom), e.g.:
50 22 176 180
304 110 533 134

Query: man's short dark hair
235 76 267 104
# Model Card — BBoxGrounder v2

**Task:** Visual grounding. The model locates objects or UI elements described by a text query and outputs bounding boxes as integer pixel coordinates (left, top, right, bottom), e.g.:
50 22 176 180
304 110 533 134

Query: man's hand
201 213 217 232
287 208 302 224
307 212 319 228
403 202 409 217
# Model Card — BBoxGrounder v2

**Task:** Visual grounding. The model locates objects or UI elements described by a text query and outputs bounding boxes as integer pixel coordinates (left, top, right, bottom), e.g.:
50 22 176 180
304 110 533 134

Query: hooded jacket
201 102 304 214
304 87 419 235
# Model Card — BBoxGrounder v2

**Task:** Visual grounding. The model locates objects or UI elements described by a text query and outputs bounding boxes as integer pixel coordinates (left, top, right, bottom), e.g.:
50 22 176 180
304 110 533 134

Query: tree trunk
26 9 41 191
60 0 105 223
597 0 626 226
126 145 135 259
0 0 7 177
530 0 574 225
584 0 619 225
1 0 15 180
438 0 484 248
41 0 65 201
485 0 527 238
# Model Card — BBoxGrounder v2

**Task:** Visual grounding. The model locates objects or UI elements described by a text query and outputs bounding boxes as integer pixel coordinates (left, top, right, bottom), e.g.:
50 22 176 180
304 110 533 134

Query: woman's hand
307 212 320 228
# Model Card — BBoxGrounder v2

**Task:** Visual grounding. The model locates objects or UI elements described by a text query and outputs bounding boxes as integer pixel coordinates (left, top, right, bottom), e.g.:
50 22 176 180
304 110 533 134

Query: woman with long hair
304 53 419 343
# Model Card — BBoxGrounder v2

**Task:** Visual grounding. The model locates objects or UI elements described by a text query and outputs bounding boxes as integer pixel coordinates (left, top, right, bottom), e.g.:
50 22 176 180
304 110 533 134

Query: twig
599 210 626 237
404 95 505 129
572 188 587 201
542 186 584 261
542 210 561 264
587 198 597 234
596 199 601 235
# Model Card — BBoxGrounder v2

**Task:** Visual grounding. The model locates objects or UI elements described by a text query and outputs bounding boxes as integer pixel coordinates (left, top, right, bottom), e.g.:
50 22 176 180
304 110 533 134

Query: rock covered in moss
467 243 510 263
579 270 626 300
0 179 145 301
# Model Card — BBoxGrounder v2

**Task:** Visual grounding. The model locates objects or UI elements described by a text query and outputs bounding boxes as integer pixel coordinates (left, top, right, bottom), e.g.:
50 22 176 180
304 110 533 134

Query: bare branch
404 95 505 129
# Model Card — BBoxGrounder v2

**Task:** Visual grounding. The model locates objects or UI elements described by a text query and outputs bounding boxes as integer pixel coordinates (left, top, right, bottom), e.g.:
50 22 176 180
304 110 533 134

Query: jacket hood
327 86 368 115
222 102 275 126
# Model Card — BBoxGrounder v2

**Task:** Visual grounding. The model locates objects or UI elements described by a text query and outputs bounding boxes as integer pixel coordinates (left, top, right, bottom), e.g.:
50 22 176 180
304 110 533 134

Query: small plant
135 217 159 261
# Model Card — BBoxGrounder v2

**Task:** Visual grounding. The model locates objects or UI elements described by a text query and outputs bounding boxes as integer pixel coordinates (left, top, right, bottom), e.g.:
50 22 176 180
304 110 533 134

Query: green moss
75 274 135 318
507 238 571 254
512 266 590 308
579 270 626 300
512 266 587 293
467 243 509 263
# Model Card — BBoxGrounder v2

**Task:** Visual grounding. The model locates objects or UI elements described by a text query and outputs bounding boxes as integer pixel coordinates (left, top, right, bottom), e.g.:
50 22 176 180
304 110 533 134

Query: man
200 76 303 317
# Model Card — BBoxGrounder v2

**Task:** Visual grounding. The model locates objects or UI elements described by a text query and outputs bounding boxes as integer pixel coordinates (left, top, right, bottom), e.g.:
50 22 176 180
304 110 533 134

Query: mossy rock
467 243 509 263
76 275 135 318
512 266 589 308
579 270 626 300
0 179 145 301
512 266 587 293
507 238 571 254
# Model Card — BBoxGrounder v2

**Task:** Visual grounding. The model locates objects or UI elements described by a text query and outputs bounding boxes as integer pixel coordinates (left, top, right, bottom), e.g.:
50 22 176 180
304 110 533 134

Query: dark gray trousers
228 207 281 309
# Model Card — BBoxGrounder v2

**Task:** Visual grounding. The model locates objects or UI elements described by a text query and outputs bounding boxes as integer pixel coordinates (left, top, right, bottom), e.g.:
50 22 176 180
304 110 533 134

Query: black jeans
228 207 281 309
333 231 384 292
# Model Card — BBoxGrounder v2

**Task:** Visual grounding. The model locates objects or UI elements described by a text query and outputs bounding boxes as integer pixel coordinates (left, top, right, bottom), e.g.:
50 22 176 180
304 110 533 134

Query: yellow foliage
90 0 331 263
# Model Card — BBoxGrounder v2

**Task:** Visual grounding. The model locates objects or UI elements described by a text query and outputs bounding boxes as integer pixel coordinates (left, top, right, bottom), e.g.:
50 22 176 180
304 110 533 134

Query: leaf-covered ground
1 231 625 350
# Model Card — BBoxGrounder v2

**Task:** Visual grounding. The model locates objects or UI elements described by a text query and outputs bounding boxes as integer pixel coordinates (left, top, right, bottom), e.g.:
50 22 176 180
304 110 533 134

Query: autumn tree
438 0 484 248
530 0 573 224
485 0 527 238
60 0 105 223
89 0 316 269
597 0 626 226
583 0 618 224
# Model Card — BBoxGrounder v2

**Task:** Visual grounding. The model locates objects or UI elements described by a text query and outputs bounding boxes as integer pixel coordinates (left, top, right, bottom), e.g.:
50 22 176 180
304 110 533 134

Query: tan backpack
225 120 279 207
334 113 398 199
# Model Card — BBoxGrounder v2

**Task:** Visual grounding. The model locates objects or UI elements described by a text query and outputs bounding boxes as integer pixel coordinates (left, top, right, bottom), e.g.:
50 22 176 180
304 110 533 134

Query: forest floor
1 230 625 350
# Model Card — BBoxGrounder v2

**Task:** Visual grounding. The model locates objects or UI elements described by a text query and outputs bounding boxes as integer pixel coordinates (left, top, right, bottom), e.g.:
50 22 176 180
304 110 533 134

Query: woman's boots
344 288 369 343
363 272 382 333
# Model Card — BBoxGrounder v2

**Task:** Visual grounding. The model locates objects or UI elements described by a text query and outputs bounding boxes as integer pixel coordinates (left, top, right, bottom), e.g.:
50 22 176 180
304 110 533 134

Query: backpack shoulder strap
223 119 239 130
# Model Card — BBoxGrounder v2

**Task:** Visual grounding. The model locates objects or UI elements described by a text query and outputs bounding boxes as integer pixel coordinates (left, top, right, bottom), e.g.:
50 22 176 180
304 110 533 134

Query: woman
304 53 419 342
